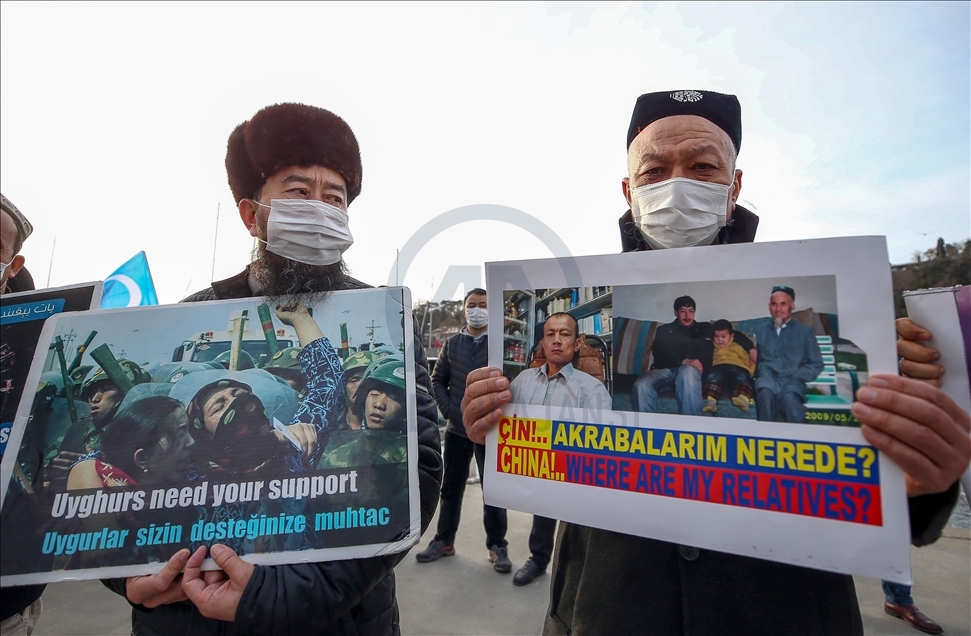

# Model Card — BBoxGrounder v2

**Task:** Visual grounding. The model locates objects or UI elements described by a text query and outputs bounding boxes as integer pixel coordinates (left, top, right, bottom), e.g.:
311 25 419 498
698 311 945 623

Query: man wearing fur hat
104 103 443 636
461 90 970 634
183 103 363 304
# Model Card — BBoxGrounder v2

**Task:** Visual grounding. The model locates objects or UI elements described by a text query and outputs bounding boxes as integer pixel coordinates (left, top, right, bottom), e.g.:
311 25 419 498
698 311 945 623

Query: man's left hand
683 359 703 374
852 374 971 497
182 544 254 622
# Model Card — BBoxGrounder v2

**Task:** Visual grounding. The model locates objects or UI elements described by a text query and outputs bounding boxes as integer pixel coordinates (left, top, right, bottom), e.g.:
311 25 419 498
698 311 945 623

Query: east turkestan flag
100 251 159 308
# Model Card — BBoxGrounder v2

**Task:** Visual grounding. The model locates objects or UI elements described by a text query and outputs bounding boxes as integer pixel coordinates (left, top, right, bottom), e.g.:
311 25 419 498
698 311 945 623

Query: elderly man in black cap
753 285 824 423
461 90 970 635
103 103 443 636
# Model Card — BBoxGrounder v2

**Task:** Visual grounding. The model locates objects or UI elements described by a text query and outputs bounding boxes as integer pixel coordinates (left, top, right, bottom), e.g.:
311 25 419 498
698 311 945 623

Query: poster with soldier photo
0 282 102 457
0 287 420 586
484 237 915 582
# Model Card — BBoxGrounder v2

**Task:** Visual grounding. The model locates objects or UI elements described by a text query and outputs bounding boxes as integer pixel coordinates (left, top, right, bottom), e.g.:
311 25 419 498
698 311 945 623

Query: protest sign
903 286 971 413
903 286 971 506
485 236 912 582
1 282 102 456
0 287 420 586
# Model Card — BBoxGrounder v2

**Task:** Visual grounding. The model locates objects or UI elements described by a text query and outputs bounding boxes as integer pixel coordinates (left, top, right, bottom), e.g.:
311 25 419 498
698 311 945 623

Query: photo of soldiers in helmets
353 355 407 433
339 350 376 431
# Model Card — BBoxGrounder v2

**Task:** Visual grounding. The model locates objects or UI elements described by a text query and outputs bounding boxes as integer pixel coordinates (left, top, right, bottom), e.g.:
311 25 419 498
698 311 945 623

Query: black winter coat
431 330 488 438
103 267 443 636
543 207 960 636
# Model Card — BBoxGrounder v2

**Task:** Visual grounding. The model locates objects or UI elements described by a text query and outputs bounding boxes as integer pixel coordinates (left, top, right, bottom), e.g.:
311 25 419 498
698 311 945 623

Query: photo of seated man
630 295 709 415
703 319 757 414
754 285 824 423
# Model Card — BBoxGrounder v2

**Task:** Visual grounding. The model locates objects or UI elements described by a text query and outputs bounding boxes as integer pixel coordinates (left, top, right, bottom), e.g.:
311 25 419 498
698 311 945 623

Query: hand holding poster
1 287 420 586
485 236 913 581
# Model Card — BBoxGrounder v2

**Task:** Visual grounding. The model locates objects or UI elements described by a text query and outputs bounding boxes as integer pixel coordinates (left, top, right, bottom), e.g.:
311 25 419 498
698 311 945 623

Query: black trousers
528 515 557 569
434 429 508 549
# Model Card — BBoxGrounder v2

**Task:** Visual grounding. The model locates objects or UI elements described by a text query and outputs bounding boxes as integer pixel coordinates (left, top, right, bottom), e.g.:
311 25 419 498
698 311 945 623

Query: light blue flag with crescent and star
100 251 159 308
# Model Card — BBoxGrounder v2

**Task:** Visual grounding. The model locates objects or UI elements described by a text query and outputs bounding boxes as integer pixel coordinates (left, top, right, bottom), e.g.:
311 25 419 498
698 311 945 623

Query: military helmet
352 355 406 408
212 349 256 370
352 355 407 427
342 350 376 373
70 365 93 387
152 361 211 384
371 345 398 359
263 347 303 372
81 359 151 397
38 371 73 398
361 355 406 391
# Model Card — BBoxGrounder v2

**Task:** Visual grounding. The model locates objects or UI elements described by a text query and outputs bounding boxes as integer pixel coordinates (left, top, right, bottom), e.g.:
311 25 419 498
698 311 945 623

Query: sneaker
513 557 546 586
415 539 454 563
702 398 718 413
488 545 512 573
731 395 750 411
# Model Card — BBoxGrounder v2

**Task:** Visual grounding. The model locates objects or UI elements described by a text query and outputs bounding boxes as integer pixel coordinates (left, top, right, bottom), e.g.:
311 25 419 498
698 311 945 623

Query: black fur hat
225 103 362 204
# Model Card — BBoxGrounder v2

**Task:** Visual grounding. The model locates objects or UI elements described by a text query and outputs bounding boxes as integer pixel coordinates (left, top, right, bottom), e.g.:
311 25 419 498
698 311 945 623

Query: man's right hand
461 367 511 444
896 318 944 387
125 549 192 608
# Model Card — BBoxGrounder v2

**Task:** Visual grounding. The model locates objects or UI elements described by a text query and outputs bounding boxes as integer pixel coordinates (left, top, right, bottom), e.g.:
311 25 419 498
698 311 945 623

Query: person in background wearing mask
0 194 44 636
417 289 514 572
104 103 443 636
461 90 970 635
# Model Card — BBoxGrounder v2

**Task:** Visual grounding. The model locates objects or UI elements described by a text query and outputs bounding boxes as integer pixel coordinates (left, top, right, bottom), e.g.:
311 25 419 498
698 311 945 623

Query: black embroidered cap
627 90 741 153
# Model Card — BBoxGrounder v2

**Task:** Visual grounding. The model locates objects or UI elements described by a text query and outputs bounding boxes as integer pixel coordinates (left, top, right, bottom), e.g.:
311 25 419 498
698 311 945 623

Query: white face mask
630 177 731 249
465 307 488 329
257 199 353 266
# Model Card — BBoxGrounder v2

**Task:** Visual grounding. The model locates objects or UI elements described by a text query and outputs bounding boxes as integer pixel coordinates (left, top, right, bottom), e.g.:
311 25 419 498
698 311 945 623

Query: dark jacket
104 266 443 636
0 266 45 623
650 319 715 373
431 329 488 438
543 207 960 636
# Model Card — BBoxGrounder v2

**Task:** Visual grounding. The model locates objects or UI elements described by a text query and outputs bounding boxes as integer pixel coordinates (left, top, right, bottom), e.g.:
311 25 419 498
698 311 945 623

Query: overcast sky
2 2 968 304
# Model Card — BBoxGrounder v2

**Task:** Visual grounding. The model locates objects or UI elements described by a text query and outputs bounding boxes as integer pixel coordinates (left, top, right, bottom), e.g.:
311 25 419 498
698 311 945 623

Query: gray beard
772 316 786 329
251 245 349 306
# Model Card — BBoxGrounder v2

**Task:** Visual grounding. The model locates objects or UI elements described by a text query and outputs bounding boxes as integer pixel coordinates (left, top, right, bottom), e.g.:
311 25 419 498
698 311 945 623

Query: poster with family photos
485 236 912 583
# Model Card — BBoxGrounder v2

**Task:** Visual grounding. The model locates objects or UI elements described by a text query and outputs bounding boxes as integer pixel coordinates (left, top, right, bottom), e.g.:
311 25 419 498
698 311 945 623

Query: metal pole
46 236 56 287
211 203 221 283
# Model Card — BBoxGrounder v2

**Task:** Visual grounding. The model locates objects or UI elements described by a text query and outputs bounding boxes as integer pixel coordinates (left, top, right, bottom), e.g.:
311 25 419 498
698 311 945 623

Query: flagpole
211 203 220 283
46 235 57 287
